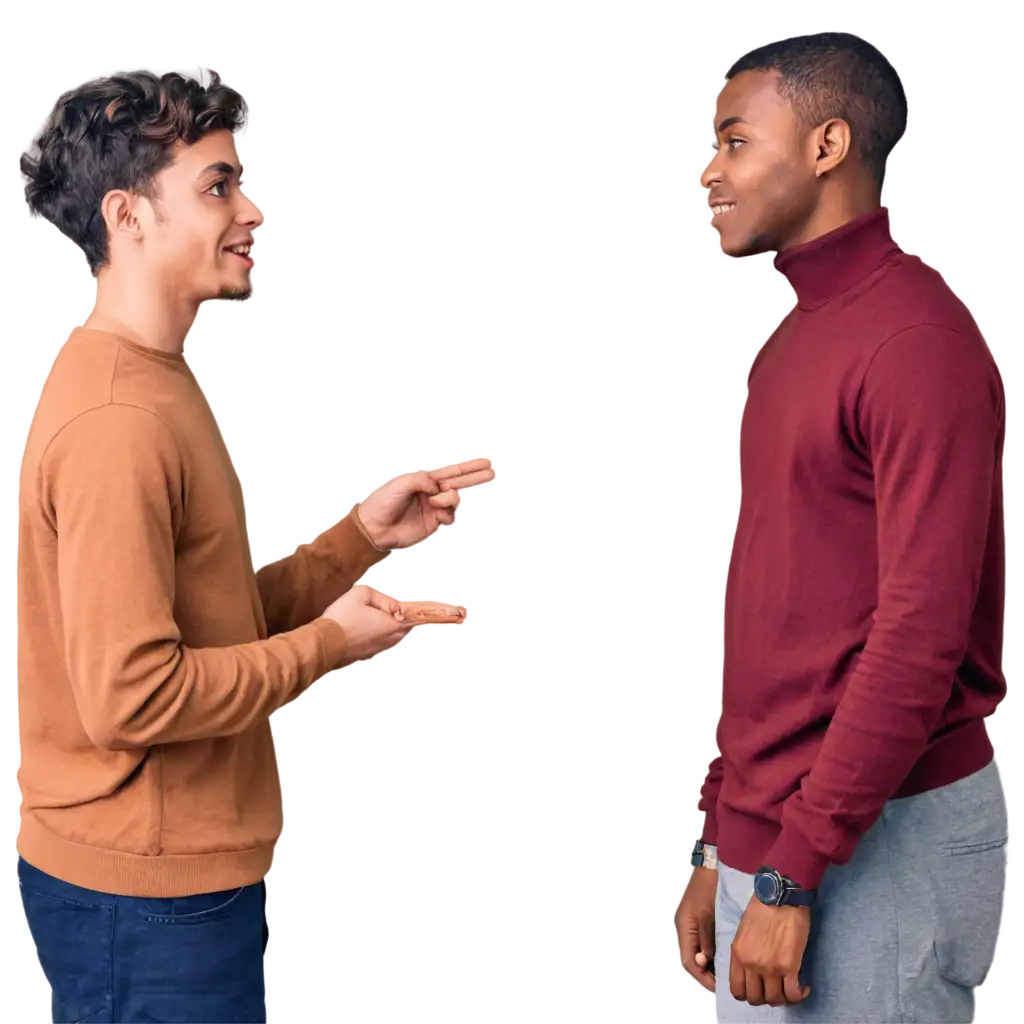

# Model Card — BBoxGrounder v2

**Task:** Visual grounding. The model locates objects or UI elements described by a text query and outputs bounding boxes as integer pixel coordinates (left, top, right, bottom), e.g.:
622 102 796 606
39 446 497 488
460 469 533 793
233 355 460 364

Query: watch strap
756 865 817 907
779 885 817 907
691 840 719 869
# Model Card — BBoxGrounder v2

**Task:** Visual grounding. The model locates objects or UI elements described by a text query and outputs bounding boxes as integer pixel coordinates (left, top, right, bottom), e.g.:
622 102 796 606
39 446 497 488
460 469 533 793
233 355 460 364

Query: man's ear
813 118 853 177
100 189 152 246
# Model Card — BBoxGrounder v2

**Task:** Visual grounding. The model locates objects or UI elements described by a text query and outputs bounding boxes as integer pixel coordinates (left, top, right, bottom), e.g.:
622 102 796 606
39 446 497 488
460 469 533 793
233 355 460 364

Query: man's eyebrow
200 161 243 179
715 116 748 134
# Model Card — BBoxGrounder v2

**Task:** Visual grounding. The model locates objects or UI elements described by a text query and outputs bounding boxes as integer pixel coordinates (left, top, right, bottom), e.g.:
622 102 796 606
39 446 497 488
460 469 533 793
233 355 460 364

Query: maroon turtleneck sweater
698 207 1006 891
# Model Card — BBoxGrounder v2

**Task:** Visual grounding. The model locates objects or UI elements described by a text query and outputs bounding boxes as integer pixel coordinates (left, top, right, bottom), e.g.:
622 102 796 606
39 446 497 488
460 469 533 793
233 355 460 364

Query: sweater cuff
314 617 350 671
763 827 833 891
310 505 390 574
352 503 390 553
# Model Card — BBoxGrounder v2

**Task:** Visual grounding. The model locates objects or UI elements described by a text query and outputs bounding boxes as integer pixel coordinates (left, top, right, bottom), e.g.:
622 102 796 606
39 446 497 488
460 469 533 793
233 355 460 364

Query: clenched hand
675 867 718 992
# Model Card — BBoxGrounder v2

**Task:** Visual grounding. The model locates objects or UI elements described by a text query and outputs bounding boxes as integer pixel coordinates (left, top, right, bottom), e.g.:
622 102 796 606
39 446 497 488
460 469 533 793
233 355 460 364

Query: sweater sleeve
255 505 389 636
765 324 1004 890
43 403 351 751
692 716 724 843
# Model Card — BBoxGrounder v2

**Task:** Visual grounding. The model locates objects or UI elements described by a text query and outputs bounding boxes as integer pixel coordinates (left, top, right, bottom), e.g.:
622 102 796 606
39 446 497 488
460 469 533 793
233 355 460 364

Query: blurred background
1 2 1017 1019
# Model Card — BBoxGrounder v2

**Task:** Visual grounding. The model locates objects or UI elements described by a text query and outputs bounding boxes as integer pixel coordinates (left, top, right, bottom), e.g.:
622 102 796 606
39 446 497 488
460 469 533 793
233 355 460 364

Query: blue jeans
18 857 268 1023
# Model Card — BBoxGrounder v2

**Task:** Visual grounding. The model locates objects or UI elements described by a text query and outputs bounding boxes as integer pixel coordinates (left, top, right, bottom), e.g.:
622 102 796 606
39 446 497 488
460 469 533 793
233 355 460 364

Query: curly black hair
728 33 907 187
21 69 247 274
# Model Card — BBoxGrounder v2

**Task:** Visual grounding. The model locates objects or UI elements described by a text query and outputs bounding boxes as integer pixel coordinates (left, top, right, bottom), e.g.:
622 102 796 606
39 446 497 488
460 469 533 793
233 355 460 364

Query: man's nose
701 158 723 191
240 198 264 228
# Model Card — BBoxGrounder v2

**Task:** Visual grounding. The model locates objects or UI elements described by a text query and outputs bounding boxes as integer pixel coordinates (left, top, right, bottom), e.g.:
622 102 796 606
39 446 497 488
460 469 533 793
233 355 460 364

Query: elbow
80 711 141 751
75 645 186 750
79 692 155 751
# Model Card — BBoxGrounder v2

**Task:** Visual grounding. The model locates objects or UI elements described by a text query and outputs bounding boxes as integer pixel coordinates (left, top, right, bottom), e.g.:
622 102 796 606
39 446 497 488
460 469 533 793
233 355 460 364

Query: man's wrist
353 503 390 552
764 827 832 893
753 865 817 907
691 840 718 870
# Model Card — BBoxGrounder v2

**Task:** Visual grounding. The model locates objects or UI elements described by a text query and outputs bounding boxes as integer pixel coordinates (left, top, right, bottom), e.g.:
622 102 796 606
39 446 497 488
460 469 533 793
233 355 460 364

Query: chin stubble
217 286 253 302
729 230 774 266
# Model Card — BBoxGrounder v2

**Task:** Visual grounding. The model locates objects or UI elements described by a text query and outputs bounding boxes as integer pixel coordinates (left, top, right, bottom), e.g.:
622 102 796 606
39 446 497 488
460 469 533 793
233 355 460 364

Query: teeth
229 245 250 255
712 204 736 216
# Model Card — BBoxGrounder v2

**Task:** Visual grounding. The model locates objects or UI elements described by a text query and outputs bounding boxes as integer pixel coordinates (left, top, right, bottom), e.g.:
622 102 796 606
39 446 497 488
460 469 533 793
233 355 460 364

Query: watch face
755 872 780 904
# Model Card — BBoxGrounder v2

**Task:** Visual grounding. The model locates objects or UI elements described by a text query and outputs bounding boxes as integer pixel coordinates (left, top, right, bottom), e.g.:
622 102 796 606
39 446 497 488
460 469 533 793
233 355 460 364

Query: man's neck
84 270 199 356
780 183 883 253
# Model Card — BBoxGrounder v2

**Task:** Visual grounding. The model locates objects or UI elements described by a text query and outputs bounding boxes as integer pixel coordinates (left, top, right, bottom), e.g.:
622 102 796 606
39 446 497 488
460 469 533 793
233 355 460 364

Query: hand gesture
357 458 495 550
320 585 413 662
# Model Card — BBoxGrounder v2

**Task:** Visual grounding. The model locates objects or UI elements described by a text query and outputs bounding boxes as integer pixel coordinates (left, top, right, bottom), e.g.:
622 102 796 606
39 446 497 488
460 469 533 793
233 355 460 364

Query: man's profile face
700 70 817 258
141 129 263 302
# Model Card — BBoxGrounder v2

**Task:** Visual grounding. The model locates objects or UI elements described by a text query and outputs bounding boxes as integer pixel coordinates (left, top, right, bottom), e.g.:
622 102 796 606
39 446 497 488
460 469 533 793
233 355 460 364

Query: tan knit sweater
16 328 388 897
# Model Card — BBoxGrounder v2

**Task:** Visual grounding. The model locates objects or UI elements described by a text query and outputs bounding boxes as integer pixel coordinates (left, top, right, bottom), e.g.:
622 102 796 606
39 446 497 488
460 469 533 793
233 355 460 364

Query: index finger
437 469 496 492
676 921 715 993
429 458 493 485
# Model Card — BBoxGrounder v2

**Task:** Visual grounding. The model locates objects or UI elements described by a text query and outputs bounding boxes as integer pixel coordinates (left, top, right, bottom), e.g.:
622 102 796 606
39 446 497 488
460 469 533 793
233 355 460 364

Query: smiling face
700 70 821 257
139 129 263 302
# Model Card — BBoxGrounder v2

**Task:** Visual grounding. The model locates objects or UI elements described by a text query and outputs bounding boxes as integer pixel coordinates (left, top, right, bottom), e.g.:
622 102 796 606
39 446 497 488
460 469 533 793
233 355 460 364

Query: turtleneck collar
773 207 901 311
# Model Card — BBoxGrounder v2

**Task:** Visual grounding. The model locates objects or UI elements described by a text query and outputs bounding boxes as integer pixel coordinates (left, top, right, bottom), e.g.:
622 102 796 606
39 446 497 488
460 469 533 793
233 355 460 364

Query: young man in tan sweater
15 69 493 1023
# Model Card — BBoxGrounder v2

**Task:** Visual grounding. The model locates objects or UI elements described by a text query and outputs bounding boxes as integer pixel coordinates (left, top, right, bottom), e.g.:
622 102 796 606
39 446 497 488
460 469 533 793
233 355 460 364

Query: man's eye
728 138 746 151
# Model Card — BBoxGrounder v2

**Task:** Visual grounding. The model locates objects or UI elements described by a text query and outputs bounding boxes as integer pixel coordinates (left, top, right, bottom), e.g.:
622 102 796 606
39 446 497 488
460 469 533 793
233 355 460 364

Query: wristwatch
753 866 817 907
691 840 718 869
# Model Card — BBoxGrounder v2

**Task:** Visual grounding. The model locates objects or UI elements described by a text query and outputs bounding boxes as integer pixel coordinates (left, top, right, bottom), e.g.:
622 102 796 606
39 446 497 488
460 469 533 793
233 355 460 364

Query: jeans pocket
941 837 1008 856
19 883 111 1023
117 884 266 1021
933 836 1008 988
139 884 247 925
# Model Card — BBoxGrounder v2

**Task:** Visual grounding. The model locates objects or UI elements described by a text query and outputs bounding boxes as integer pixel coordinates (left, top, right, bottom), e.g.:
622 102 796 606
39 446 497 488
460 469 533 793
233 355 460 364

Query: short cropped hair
20 69 246 274
727 32 907 186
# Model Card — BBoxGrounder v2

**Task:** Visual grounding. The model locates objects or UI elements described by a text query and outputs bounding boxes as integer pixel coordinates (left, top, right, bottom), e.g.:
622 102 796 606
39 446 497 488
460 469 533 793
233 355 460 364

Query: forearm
256 505 388 635
765 646 953 889
71 618 348 749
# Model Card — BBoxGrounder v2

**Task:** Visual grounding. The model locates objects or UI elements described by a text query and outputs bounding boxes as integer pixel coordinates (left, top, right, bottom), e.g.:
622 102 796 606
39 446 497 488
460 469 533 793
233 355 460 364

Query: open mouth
711 204 736 217
224 243 254 266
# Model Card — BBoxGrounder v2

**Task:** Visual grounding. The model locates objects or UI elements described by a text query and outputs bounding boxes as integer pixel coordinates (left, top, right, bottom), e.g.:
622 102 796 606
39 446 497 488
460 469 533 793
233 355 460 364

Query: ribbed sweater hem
17 812 275 897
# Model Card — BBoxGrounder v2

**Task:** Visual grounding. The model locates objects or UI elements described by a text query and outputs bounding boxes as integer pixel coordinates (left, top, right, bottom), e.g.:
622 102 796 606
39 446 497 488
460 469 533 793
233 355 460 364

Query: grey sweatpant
714 761 1008 1023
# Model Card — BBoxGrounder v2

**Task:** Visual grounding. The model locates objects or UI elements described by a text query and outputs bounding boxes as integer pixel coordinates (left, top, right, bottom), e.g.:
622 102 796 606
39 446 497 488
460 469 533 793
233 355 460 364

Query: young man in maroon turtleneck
673 33 1008 1023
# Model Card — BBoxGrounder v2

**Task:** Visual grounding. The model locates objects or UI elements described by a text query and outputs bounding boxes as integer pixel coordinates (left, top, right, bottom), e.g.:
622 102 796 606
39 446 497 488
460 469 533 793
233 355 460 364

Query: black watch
691 840 718 869
753 866 817 907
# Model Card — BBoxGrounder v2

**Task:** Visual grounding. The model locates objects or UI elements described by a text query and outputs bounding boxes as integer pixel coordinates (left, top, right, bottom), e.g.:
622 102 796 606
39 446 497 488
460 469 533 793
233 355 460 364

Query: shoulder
854 251 999 391
869 321 998 387
29 335 186 457
40 404 183 497
858 321 1003 438
881 254 988 344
